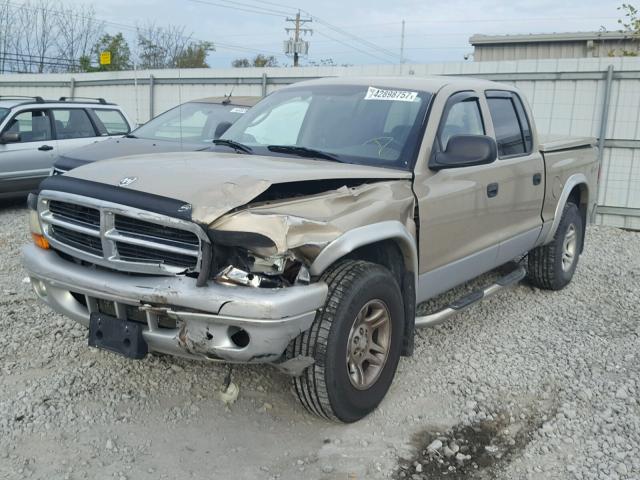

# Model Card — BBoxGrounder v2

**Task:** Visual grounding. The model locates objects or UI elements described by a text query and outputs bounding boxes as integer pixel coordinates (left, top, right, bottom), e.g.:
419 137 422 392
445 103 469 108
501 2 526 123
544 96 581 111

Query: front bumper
22 245 328 363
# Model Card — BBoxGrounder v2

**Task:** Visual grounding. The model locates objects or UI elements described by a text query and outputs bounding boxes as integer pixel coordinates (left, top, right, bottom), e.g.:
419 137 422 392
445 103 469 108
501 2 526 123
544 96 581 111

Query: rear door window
486 92 531 158
52 109 97 139
4 110 52 142
512 96 532 152
91 109 130 135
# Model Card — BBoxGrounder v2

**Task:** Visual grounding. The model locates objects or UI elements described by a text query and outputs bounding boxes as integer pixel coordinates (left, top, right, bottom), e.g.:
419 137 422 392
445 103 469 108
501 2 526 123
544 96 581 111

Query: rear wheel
288 260 405 422
527 202 583 290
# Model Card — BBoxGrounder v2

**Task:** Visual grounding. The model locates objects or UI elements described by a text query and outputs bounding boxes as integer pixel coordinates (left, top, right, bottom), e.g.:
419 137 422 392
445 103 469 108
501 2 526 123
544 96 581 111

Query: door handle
533 173 542 185
487 182 499 198
38 145 54 151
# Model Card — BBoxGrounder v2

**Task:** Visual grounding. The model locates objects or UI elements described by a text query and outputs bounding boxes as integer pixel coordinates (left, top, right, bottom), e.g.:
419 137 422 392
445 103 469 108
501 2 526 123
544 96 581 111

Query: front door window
5 110 52 142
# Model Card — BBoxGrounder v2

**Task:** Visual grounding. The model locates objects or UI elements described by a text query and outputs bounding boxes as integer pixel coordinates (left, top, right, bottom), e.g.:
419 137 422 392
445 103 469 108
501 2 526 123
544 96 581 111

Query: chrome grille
49 200 100 228
116 241 197 270
50 224 103 255
114 215 199 247
38 191 209 275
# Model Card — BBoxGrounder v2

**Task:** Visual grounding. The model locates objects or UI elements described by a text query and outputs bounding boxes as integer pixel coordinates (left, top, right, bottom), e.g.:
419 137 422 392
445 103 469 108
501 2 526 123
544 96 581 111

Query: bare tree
0 4 211 72
55 4 104 72
15 0 59 72
0 1 16 73
0 0 104 73
136 23 213 69
9 0 63 72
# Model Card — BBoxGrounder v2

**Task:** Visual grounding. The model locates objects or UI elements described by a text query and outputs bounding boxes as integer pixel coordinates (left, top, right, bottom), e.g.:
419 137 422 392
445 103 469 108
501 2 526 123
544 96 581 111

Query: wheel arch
541 173 589 248
309 221 418 357
567 182 589 253
309 221 418 280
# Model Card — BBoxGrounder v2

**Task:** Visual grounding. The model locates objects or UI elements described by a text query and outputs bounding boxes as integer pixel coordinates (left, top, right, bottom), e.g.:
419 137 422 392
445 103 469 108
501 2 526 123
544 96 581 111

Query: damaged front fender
209 180 417 273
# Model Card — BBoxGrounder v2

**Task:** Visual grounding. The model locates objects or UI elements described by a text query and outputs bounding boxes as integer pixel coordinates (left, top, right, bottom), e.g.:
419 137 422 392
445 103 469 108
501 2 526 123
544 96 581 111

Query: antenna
223 86 236 104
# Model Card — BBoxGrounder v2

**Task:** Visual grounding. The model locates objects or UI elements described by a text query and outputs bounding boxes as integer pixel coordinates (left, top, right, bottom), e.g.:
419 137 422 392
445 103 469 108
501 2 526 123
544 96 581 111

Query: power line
0 51 80 64
185 0 290 18
200 0 294 15
314 30 394 64
326 16 621 28
308 14 410 63
316 46 471 55
0 53 80 69
212 0 407 62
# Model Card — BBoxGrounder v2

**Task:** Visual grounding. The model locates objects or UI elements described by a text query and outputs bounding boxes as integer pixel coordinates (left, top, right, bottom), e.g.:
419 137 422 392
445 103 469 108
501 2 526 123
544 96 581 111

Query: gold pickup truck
22 77 598 422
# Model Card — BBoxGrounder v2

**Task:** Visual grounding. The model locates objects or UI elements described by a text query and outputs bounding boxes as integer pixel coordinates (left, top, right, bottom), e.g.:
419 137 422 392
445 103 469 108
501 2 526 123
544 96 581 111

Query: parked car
23 77 598 422
51 96 259 174
0 96 132 198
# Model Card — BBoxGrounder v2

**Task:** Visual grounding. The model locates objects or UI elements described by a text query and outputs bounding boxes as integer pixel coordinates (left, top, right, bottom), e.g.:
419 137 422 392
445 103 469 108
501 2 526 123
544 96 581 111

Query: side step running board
415 266 526 329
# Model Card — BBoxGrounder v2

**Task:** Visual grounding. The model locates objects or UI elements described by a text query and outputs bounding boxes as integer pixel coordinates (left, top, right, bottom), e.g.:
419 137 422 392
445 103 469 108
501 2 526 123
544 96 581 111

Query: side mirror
431 135 497 170
0 132 20 144
214 121 232 139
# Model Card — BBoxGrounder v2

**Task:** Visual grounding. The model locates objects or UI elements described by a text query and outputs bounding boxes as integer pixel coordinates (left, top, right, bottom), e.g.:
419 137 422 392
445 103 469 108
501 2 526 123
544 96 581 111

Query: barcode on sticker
364 87 418 102
230 107 248 114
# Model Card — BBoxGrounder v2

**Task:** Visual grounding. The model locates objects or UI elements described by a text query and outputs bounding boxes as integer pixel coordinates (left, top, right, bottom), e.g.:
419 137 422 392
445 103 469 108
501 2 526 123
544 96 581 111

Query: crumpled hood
55 137 207 171
66 151 411 223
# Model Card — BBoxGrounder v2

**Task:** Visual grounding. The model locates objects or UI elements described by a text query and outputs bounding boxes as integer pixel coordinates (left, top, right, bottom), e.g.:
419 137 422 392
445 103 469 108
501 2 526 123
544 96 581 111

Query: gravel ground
1 200 639 480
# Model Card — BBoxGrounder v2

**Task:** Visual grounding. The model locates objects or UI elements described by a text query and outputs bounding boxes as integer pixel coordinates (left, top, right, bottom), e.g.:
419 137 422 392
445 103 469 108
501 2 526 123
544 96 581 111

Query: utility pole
400 19 406 64
284 11 312 66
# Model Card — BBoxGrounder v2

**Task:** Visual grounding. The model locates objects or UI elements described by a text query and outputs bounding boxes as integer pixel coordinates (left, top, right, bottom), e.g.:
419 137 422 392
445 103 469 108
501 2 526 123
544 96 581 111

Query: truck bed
538 134 596 152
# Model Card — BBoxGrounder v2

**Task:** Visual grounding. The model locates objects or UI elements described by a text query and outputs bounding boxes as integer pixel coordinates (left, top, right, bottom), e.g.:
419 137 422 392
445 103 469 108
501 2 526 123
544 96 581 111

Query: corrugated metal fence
1 57 639 228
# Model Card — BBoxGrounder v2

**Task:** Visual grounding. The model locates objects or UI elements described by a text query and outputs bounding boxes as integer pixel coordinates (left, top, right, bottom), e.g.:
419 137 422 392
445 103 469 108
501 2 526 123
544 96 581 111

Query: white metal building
470 32 639 62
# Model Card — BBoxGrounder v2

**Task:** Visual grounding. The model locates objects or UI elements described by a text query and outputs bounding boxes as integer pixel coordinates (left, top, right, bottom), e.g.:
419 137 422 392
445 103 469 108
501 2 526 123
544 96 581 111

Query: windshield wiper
267 145 343 162
124 133 137 138
213 139 253 154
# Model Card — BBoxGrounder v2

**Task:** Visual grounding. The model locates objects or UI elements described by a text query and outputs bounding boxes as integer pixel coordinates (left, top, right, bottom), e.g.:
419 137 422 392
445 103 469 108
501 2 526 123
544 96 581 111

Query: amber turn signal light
32 233 50 250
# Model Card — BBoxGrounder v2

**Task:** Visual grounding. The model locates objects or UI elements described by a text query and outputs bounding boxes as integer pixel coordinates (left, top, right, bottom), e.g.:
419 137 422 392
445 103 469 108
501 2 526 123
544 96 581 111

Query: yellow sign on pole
99 51 111 65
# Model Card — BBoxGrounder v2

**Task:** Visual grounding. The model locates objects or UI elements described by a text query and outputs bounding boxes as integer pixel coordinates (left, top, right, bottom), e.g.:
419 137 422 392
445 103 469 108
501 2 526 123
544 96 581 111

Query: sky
60 0 625 67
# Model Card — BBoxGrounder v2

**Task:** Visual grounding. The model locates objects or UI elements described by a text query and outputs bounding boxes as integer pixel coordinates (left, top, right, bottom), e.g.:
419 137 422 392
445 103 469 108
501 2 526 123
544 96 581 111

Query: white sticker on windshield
364 86 418 102
230 107 248 114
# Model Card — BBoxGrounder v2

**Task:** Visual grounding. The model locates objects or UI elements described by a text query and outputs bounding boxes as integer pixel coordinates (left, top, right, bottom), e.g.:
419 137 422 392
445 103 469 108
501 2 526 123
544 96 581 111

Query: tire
288 260 405 423
527 202 583 290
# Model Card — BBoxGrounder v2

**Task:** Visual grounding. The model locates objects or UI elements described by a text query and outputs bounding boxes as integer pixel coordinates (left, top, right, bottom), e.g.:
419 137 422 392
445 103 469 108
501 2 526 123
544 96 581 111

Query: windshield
0 108 9 123
221 84 431 169
133 102 250 143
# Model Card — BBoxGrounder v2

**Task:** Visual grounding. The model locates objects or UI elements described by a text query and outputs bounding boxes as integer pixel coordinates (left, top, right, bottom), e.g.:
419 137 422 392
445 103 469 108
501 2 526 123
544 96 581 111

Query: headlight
213 262 310 288
209 218 313 288
29 209 43 235
209 242 309 288
28 195 49 250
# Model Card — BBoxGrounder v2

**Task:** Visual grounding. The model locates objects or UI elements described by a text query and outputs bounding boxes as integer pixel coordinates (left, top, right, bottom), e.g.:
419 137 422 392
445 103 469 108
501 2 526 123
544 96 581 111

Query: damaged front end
205 179 416 290
22 169 416 370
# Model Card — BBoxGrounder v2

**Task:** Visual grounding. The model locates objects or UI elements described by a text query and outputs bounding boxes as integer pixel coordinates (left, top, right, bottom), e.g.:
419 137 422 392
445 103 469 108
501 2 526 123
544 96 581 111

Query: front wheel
527 202 583 290
288 260 405 422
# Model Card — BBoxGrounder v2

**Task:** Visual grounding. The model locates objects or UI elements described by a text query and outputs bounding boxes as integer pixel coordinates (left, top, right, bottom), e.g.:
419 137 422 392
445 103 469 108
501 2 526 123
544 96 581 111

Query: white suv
0 96 132 198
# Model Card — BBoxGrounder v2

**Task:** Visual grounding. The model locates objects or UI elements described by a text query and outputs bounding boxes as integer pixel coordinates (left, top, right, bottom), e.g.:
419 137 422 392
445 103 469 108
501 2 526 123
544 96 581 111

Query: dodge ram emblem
119 176 138 187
